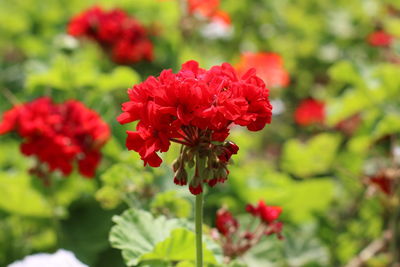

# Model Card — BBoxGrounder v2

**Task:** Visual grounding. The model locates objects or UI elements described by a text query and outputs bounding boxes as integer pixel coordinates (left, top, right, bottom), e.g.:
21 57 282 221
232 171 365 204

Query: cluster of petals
236 52 290 89
367 30 393 47
213 201 283 260
67 6 153 64
215 208 239 237
0 97 110 179
246 200 282 223
294 98 325 126
118 60 272 167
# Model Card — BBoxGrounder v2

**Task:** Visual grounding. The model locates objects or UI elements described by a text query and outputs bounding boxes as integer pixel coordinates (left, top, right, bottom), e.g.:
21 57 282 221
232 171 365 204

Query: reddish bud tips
189 183 203 195
173 168 188 186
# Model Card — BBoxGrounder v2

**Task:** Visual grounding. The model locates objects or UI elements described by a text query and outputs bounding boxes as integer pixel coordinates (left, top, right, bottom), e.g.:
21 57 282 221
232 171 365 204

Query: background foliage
1 0 400 266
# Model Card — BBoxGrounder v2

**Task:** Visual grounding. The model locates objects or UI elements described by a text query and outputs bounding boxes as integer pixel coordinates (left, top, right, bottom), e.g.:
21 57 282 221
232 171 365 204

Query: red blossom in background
188 0 231 28
215 208 239 236
67 6 153 64
118 60 272 194
246 200 282 223
236 52 290 89
213 201 284 261
0 97 110 181
367 30 393 47
294 98 325 126
188 0 220 18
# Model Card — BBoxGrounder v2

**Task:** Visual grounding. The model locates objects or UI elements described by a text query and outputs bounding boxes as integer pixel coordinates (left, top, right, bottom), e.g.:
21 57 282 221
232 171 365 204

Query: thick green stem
195 193 204 267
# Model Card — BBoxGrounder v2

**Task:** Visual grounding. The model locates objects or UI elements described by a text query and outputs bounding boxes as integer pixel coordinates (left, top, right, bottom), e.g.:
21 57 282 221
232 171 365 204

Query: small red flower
215 208 239 236
67 6 153 64
236 52 290 88
246 200 282 223
0 97 110 180
367 30 393 47
118 60 272 194
294 98 325 126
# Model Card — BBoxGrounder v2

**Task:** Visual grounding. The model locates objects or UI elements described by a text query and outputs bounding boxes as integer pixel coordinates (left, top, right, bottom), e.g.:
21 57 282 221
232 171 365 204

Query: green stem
195 193 204 267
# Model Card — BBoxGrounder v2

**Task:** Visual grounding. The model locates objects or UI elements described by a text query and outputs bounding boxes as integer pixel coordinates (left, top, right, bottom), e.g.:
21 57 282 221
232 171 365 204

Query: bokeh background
1 0 400 266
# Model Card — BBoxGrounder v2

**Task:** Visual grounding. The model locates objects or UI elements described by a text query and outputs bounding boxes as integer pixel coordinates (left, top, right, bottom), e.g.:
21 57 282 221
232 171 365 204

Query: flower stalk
195 193 204 267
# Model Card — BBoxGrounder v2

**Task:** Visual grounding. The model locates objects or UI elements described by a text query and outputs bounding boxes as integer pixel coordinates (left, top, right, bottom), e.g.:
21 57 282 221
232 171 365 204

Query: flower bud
173 168 188 186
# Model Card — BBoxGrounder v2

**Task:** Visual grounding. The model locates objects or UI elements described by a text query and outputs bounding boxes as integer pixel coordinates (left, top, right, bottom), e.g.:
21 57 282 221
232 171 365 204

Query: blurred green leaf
150 191 191 218
281 133 341 178
0 172 51 217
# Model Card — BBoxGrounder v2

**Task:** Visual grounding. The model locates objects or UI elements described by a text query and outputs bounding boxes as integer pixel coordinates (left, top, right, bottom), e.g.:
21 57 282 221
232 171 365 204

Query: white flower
8 249 88 267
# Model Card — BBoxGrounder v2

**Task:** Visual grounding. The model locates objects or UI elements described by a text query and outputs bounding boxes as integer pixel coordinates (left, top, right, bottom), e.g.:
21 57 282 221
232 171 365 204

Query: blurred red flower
246 200 282 223
0 97 110 180
188 0 220 18
294 98 325 126
215 208 239 236
367 30 393 47
68 6 153 64
118 60 272 194
236 52 290 88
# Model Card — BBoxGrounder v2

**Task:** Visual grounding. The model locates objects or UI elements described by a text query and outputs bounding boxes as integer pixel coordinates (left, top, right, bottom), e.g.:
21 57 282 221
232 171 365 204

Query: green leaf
328 60 363 85
141 228 219 264
230 162 335 222
97 67 140 92
372 112 400 140
96 163 154 209
281 133 341 178
110 209 221 266
150 191 191 218
0 172 51 217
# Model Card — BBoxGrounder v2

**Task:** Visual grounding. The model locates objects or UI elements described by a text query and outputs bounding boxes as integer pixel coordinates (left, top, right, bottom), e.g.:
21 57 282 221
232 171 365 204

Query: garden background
0 0 400 266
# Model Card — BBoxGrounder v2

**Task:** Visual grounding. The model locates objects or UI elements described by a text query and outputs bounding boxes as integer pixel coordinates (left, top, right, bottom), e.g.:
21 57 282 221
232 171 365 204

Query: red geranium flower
367 30 393 47
118 60 272 194
246 200 282 223
236 52 290 88
213 201 284 260
294 98 325 126
0 97 110 181
215 208 239 236
67 6 153 64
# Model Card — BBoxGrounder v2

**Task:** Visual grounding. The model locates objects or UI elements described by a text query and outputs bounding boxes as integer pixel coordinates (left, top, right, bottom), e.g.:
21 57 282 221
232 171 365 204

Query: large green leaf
0 172 51 217
110 209 221 266
281 133 341 178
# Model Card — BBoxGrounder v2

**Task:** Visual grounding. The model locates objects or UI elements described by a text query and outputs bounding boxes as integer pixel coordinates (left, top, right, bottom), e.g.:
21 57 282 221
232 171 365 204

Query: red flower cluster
215 208 239 237
294 98 325 126
0 97 110 180
367 30 393 47
246 200 283 224
236 52 290 89
67 6 153 64
213 201 283 260
118 60 272 194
